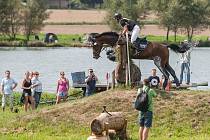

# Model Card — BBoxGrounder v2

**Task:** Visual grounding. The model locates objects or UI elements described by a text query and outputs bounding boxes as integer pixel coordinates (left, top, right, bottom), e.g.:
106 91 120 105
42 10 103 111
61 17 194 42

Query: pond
0 47 209 92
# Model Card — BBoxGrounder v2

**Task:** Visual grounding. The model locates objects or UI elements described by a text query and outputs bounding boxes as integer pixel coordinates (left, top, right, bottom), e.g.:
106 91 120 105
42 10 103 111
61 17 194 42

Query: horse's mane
95 32 119 38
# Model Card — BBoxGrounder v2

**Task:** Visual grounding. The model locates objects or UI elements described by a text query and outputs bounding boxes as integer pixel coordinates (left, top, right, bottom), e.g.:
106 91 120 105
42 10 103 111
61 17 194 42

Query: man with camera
85 69 98 96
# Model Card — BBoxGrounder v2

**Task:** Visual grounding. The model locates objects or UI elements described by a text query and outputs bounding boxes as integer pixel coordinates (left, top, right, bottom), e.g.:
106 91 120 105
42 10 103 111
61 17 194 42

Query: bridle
91 33 126 58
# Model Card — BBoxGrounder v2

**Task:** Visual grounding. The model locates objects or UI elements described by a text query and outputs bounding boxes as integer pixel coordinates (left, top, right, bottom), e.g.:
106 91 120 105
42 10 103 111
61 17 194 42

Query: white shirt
31 77 42 92
1 78 17 94
180 47 193 63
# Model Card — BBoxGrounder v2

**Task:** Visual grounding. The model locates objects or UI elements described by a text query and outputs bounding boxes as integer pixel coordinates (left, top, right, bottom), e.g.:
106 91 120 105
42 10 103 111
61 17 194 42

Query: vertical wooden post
112 70 115 89
125 65 128 86
106 72 109 90
126 33 131 86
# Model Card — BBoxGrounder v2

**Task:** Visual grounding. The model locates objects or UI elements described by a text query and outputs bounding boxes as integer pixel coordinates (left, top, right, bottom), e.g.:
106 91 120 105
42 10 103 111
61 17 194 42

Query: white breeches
131 25 140 43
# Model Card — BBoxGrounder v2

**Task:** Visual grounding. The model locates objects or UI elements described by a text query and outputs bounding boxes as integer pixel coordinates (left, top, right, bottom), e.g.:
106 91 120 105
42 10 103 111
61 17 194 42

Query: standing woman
56 71 69 104
22 71 35 111
31 71 42 109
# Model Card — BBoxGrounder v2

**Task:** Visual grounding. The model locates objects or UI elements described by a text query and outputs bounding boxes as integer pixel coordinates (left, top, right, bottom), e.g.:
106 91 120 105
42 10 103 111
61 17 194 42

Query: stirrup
134 50 141 55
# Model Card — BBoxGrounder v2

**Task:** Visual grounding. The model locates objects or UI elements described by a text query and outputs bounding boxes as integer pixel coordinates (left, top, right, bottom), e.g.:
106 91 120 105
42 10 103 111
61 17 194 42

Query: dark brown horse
88 32 186 89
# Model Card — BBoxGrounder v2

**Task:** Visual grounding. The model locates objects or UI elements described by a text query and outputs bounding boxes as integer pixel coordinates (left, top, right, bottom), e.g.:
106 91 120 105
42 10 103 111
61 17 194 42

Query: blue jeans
33 92 42 108
180 62 190 84
85 88 95 97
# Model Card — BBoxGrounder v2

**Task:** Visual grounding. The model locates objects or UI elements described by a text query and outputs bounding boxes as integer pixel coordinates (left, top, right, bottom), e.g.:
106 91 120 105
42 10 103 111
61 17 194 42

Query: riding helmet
114 13 122 20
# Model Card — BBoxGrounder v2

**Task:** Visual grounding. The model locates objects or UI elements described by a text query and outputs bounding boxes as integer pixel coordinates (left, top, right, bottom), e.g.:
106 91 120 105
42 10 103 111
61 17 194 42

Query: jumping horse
88 32 187 89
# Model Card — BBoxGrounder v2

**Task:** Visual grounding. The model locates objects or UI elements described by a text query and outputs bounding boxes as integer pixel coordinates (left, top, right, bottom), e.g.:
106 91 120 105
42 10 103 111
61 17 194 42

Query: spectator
179 40 192 85
29 71 34 79
56 72 69 104
85 69 98 96
1 70 17 112
138 79 157 140
148 68 160 89
22 71 35 112
31 71 42 109
49 35 54 43
35 34 39 40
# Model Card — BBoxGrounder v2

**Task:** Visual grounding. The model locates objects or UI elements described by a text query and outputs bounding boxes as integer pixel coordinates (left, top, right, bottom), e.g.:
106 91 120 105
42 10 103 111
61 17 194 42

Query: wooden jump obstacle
71 71 112 95
87 106 128 140
72 83 111 96
171 82 208 89
112 42 141 88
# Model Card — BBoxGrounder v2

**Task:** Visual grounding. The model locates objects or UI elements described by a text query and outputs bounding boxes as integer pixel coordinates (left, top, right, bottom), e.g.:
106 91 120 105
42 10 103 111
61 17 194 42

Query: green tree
104 0 144 30
151 0 210 41
0 0 22 40
80 0 104 8
22 0 49 42
149 0 172 41
177 0 210 41
166 1 181 42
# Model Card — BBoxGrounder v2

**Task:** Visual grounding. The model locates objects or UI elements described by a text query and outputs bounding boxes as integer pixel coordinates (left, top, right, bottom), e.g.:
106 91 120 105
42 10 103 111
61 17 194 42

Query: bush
27 41 46 47
198 40 210 47
0 41 22 47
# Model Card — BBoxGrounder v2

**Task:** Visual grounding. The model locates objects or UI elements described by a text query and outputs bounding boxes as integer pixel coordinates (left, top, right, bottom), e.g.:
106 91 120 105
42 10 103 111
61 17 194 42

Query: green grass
0 34 84 47
0 34 209 47
0 88 83 106
0 89 210 139
146 35 209 43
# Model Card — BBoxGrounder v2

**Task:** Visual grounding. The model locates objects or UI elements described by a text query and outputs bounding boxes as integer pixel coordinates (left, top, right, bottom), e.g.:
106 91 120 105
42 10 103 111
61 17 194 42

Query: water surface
0 47 209 92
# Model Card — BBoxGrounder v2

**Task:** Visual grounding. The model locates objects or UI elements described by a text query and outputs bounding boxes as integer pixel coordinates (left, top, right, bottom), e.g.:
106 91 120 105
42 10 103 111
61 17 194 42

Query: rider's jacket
119 18 137 31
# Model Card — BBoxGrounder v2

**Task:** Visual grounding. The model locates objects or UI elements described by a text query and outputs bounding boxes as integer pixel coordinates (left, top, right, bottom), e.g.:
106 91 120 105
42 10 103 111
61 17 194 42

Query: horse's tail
167 44 185 53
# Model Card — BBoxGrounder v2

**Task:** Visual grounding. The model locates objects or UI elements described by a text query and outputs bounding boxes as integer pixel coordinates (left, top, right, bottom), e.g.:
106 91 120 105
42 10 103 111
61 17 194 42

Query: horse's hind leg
165 64 180 87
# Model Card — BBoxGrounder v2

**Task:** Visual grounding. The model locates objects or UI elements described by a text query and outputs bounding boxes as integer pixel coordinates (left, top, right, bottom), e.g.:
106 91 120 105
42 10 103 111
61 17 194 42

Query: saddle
133 37 148 51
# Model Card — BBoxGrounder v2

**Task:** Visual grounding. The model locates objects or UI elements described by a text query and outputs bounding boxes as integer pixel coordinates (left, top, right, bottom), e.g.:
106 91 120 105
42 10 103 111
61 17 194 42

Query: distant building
46 0 70 9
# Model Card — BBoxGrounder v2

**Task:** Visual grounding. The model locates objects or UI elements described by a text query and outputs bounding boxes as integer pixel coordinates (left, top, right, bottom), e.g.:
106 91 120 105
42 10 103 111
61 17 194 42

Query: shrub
198 40 210 47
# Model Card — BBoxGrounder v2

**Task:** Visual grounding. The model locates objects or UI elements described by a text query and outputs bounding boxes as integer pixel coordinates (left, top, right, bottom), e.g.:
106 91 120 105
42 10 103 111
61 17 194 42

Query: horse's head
87 33 103 59
92 41 103 59
88 32 120 59
87 33 99 46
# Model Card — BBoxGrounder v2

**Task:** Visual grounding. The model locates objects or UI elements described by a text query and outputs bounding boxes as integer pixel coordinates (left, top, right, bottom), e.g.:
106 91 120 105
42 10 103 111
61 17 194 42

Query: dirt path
46 9 106 23
42 25 210 36
43 10 210 36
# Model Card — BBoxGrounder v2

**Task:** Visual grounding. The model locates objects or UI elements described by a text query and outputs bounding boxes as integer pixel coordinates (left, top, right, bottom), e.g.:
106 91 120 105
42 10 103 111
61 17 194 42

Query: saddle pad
134 37 148 51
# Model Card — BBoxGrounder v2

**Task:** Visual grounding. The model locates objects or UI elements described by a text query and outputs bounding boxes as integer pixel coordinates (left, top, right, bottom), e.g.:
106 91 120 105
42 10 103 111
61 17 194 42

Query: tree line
70 0 104 9
0 0 209 43
0 0 48 43
104 0 210 41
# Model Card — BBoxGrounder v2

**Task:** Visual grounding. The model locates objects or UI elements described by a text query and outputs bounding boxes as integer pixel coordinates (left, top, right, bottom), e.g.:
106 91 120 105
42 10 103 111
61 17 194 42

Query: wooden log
91 112 126 136
87 135 110 140
171 82 208 89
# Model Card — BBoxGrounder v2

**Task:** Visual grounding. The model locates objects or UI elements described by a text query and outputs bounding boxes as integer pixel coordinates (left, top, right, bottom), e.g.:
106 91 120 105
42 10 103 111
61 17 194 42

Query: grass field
0 34 209 47
0 89 210 140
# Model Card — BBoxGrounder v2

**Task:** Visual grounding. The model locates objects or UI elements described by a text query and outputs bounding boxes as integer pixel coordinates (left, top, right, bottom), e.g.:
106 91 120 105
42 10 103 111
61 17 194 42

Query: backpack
134 88 150 112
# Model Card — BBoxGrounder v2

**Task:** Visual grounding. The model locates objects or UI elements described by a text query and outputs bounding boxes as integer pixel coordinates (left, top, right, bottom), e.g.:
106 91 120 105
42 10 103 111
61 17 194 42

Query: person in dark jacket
85 69 98 96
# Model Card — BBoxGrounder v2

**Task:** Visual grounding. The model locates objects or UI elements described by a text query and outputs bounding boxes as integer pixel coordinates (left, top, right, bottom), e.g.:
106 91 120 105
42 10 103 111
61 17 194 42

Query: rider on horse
114 13 141 50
